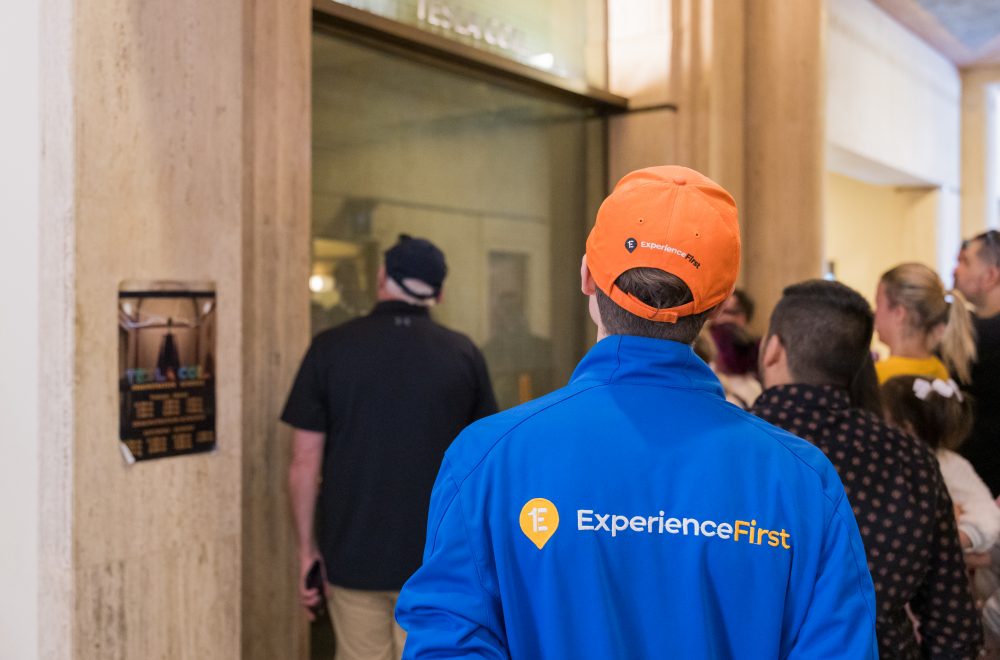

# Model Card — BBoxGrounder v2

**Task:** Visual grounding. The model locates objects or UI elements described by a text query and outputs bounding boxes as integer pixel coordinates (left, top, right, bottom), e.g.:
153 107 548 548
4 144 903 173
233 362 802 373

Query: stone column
745 0 826 331
17 0 311 657
240 0 312 658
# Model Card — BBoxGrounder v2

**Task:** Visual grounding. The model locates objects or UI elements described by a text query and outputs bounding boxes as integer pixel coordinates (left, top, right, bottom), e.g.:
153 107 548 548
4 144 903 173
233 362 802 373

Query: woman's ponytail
938 289 977 383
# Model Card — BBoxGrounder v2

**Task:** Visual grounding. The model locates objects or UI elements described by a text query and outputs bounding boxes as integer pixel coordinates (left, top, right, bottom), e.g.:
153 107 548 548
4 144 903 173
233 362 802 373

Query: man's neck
976 290 1000 319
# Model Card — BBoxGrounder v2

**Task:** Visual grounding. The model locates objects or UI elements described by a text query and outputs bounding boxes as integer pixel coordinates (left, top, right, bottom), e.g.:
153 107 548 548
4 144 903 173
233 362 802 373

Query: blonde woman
874 263 977 384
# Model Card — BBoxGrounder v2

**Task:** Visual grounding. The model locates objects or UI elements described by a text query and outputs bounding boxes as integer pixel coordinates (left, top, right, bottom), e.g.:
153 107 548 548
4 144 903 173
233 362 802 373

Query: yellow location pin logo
519 498 559 549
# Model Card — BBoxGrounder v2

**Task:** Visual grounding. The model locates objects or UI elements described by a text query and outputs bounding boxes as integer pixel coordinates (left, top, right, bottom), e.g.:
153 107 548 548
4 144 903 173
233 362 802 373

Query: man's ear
985 263 1000 289
761 333 785 370
581 254 597 296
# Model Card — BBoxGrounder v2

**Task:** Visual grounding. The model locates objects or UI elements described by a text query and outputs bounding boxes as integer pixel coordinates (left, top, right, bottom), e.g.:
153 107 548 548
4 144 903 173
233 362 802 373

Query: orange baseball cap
585 165 740 323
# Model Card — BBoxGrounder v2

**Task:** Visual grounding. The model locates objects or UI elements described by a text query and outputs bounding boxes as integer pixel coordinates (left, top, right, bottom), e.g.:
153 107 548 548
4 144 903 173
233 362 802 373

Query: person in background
874 263 976 384
753 279 982 659
396 166 877 659
882 375 998 554
282 235 497 660
705 288 762 408
954 231 1000 496
715 288 755 329
883 374 1000 649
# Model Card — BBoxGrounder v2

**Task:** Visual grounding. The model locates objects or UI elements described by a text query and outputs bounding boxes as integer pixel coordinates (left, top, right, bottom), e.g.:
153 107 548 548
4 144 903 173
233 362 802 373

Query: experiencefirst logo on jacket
519 498 792 551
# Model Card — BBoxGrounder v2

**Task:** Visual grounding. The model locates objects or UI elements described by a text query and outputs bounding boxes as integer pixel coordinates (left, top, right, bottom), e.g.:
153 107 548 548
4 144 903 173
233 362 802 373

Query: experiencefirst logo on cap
518 498 791 552
622 236 701 268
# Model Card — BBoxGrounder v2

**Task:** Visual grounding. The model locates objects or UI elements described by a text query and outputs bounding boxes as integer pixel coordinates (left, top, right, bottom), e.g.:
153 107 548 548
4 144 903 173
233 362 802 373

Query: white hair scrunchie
912 377 963 402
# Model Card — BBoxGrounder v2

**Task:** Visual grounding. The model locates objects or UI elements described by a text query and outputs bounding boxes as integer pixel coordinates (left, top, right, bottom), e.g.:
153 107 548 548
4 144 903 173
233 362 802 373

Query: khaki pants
327 585 406 660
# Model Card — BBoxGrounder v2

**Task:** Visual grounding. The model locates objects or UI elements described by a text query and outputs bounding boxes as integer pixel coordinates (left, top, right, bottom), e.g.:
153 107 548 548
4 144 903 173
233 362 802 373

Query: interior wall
39 0 77 655
0 1 41 656
312 111 556 345
962 66 1000 236
825 0 963 286
826 0 960 188
825 172 939 309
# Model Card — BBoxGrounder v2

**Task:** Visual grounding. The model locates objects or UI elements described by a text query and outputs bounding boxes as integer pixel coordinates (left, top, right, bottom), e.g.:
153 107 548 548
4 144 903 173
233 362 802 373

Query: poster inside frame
118 281 217 463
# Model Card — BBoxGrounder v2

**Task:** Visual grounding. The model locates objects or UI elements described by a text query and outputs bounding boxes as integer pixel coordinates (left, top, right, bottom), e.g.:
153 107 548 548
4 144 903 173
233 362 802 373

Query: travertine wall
28 0 311 657
607 0 744 203
72 0 242 655
744 0 825 332
240 0 312 658
607 0 824 331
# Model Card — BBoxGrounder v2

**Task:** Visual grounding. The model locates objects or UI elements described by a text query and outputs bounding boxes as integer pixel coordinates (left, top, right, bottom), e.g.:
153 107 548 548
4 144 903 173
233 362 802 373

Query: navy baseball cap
384 234 448 300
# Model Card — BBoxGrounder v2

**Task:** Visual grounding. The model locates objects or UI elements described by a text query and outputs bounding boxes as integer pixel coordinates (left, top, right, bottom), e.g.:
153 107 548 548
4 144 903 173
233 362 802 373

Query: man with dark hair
753 279 982 659
396 166 876 658
282 235 498 660
954 230 1000 494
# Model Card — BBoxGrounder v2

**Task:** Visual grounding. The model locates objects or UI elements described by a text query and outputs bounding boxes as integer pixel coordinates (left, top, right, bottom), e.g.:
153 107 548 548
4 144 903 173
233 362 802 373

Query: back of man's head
768 280 874 388
383 234 447 306
970 230 1000 269
586 166 741 343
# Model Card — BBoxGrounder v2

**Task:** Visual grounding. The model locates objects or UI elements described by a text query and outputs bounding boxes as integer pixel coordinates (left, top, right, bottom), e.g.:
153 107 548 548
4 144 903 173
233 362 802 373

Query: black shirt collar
370 300 431 317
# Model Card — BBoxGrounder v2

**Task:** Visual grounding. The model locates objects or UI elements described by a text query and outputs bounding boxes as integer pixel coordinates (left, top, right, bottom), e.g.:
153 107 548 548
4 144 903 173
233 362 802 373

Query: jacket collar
570 335 724 398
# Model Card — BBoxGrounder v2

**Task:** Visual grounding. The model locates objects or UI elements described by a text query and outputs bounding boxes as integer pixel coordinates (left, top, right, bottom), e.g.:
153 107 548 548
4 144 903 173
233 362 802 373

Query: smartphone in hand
305 560 328 620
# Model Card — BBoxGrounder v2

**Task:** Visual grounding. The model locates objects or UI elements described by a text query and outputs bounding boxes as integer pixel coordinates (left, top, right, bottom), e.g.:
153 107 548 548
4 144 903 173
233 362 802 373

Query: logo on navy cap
625 237 637 253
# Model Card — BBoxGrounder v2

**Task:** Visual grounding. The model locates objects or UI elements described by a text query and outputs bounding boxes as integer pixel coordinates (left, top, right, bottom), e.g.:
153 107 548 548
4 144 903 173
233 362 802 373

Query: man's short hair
768 280 874 388
596 268 714 343
966 230 1000 268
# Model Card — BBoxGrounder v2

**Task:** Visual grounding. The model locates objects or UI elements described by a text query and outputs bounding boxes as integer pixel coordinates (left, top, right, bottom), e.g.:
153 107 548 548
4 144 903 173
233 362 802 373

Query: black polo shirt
281 301 498 590
961 313 1000 495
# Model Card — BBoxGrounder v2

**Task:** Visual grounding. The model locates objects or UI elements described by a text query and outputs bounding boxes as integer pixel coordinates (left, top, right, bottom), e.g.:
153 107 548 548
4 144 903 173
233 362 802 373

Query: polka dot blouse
753 384 982 659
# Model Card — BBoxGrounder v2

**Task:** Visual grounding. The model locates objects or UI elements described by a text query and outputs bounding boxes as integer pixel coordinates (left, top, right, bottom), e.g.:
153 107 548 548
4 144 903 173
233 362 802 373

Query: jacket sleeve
909 469 984 658
395 458 508 659
785 491 878 659
941 451 1000 553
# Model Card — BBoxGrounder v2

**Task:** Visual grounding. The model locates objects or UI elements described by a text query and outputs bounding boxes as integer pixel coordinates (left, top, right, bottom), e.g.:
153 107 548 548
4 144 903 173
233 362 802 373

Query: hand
959 530 972 550
965 551 992 570
299 549 325 621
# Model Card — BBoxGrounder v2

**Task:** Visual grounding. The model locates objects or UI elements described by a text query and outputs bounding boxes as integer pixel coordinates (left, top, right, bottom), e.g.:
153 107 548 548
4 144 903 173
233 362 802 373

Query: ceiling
873 0 1000 67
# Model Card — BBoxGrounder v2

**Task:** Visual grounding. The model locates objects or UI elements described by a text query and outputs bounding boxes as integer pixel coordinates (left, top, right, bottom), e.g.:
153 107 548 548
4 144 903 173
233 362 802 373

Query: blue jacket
396 336 877 659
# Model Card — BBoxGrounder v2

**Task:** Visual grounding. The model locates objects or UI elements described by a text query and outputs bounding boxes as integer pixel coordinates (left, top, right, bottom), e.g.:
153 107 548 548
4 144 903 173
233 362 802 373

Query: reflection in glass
312 31 603 408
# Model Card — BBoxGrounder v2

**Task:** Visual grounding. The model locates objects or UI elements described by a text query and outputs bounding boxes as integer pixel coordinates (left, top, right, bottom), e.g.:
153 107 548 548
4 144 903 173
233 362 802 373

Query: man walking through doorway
282 235 498 660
